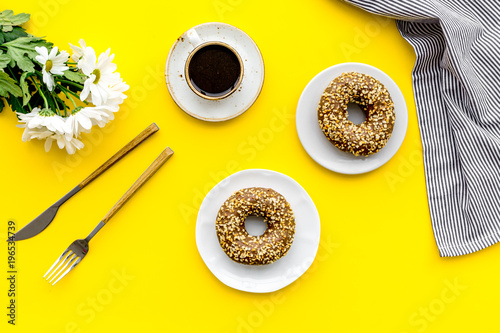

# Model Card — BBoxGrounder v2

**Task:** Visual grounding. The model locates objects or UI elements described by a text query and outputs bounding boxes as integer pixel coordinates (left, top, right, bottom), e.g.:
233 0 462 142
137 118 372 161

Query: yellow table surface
1 0 498 332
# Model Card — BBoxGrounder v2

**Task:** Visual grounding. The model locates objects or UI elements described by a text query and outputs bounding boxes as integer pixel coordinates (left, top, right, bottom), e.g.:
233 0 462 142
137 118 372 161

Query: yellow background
1 0 497 332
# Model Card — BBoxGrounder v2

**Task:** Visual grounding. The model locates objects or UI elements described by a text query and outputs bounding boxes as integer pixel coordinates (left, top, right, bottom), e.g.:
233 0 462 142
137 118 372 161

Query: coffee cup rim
184 41 244 100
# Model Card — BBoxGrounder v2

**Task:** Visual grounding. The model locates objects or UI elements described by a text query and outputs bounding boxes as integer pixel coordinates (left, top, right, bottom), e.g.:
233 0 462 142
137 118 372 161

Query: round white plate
296 62 408 174
165 22 265 122
196 169 321 293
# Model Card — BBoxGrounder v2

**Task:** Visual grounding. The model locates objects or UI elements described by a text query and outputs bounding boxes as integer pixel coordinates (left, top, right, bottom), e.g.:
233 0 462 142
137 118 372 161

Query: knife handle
78 123 159 189
101 147 174 224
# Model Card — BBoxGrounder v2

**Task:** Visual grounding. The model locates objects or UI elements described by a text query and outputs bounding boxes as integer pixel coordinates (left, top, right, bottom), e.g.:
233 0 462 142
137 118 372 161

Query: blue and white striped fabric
344 0 500 256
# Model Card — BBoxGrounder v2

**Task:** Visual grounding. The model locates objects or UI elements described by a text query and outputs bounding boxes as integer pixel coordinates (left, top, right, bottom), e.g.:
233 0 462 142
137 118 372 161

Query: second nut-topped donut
318 72 395 156
216 187 295 265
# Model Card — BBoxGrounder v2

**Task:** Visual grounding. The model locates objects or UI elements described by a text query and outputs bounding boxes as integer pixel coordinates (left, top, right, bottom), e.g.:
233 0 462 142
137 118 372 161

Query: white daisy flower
64 108 93 135
44 132 84 154
16 107 41 125
17 107 65 133
19 107 66 134
69 39 92 69
65 103 121 135
34 46 69 91
64 105 109 134
16 108 69 152
79 48 118 105
85 105 116 127
104 76 129 111
18 125 53 142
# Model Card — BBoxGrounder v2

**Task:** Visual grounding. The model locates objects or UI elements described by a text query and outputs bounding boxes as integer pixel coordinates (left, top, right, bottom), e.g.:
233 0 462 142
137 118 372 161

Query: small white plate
196 169 321 293
165 22 265 122
296 63 408 174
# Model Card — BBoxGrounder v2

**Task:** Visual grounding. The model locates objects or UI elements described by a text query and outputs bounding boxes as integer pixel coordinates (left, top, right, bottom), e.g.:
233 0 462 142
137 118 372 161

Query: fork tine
43 249 69 278
45 250 73 281
51 257 82 285
47 253 77 284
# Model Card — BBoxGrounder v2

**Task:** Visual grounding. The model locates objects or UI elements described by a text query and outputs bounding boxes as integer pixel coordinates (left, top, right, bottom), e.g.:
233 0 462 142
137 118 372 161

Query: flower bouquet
0 10 128 154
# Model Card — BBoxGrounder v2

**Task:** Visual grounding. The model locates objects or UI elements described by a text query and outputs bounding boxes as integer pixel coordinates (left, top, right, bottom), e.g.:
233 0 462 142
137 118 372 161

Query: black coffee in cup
186 43 242 99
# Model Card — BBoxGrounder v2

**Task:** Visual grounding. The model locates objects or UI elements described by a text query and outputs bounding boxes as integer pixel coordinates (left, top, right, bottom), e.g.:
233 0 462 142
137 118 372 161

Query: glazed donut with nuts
216 187 295 265
318 72 395 156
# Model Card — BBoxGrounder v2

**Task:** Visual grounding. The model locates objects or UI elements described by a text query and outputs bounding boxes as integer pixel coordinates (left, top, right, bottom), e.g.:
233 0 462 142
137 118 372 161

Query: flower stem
30 77 49 109
59 84 78 110
59 83 86 103
55 77 84 90
6 67 19 84
49 91 61 116
61 100 68 116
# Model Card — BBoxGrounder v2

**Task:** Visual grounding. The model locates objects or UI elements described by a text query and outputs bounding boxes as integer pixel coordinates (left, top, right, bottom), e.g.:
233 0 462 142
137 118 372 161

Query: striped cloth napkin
343 0 500 256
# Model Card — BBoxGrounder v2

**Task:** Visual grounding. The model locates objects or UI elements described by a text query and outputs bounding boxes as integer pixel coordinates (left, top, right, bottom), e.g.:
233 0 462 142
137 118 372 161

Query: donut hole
347 103 367 125
245 216 268 236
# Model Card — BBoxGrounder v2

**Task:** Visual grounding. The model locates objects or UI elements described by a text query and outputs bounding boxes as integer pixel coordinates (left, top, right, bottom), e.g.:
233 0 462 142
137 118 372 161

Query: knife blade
8 186 81 241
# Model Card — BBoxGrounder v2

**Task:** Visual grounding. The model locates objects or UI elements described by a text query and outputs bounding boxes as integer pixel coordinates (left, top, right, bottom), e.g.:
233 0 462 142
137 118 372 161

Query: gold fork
44 147 174 285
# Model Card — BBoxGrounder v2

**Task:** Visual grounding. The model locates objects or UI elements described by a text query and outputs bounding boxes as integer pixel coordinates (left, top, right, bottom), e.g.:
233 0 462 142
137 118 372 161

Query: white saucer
196 169 321 293
165 22 265 122
296 63 408 174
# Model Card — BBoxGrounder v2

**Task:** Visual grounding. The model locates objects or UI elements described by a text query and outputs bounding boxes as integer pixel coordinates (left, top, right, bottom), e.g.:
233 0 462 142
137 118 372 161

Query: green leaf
0 26 29 44
6 93 25 114
2 37 53 72
0 53 10 69
19 72 32 106
0 97 4 113
0 71 22 98
63 69 85 83
0 10 30 32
